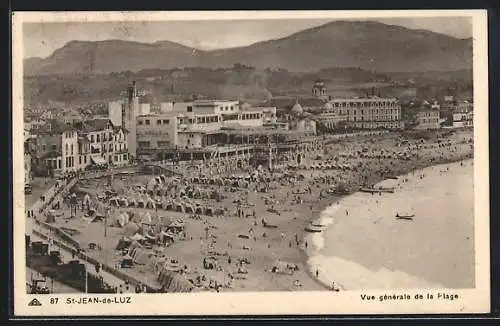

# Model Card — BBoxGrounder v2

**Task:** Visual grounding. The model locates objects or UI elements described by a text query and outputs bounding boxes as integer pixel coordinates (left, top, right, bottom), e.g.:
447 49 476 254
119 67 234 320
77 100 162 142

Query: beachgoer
316 269 319 278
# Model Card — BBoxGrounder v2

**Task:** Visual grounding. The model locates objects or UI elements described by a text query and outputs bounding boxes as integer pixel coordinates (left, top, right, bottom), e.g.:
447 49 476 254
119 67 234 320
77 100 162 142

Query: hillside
24 21 473 76
23 66 472 106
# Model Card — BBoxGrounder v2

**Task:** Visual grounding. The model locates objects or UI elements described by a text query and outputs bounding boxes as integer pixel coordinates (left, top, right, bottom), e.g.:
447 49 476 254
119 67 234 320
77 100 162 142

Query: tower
122 81 139 158
312 81 327 99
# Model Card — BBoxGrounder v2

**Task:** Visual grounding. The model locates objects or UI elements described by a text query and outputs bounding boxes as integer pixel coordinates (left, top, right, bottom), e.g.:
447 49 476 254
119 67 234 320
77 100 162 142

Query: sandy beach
306 159 474 290
35 129 474 293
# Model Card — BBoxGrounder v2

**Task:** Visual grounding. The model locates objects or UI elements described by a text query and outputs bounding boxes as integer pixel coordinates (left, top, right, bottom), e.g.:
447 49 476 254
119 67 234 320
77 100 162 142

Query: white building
414 109 441 130
316 96 404 130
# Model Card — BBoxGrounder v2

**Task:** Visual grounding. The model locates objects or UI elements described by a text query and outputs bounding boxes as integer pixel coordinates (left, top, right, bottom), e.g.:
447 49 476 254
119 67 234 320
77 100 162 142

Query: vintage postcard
12 10 489 316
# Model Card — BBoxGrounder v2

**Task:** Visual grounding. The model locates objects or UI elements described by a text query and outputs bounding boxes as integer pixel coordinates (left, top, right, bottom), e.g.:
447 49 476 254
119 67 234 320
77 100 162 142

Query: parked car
24 183 33 195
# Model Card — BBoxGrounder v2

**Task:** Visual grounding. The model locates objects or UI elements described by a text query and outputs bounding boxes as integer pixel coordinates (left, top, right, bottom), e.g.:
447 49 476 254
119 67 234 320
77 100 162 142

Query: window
91 135 94 142
97 134 101 142
138 120 143 125
138 141 150 148
65 143 68 153
187 106 193 112
51 144 56 151
79 156 82 165
145 120 150 125
71 144 73 155
114 155 118 162
157 120 162 125
42 144 47 151
163 119 169 124
58 159 61 169
123 154 127 161
84 156 87 164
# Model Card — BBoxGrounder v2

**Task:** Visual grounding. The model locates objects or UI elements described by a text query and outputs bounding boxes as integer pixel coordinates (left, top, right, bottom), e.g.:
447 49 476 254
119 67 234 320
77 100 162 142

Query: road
28 231 135 293
26 267 80 294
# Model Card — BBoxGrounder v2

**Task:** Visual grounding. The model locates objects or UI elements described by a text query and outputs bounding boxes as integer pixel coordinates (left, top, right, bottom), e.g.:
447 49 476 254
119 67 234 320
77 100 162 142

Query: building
108 100 123 127
29 118 129 176
254 107 277 125
24 152 32 184
452 111 474 128
137 112 179 157
123 82 139 158
312 81 328 100
414 109 441 130
73 118 130 167
316 96 404 131
139 103 151 115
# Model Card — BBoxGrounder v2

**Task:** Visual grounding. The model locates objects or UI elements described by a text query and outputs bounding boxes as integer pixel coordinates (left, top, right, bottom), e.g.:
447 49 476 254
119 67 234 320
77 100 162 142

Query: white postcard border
12 10 490 316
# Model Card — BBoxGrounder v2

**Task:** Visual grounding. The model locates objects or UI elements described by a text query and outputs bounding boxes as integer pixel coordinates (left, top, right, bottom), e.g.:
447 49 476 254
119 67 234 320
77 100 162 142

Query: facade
316 96 404 130
452 111 474 128
137 113 179 153
122 81 140 158
139 103 151 115
108 100 123 127
136 100 271 159
29 118 129 175
414 109 441 130
255 107 277 125
24 152 32 184
73 119 130 167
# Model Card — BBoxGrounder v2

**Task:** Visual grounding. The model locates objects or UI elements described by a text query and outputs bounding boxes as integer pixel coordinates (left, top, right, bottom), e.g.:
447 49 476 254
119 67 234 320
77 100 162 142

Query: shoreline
302 156 474 291
28 129 475 293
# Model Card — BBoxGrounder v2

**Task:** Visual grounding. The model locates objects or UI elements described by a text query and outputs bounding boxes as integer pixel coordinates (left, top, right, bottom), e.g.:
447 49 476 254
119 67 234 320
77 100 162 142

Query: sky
22 17 473 59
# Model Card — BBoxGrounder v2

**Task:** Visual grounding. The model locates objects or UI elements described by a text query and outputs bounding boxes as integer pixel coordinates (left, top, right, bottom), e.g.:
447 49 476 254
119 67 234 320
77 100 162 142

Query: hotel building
316 96 404 130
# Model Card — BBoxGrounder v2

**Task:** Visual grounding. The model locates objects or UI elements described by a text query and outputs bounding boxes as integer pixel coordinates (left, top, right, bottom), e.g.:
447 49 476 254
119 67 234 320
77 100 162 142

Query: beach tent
137 199 146 208
109 197 121 207
119 197 129 207
185 204 194 214
195 206 204 215
141 212 152 225
83 194 92 207
146 178 157 191
130 248 150 265
158 270 194 293
123 222 140 237
146 198 156 209
115 237 132 250
116 213 130 227
205 207 214 216
150 256 166 273
163 200 174 211
175 202 185 213
130 233 145 242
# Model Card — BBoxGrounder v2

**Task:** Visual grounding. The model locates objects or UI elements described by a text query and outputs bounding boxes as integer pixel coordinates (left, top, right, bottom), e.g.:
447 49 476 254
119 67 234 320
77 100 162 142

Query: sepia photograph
12 10 489 316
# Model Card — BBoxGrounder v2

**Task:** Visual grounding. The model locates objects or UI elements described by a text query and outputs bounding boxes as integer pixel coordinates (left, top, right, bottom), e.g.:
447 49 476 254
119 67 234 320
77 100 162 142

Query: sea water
307 160 475 290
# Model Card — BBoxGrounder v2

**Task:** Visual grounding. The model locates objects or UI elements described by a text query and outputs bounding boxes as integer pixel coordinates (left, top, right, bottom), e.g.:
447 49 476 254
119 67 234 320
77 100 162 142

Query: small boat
360 187 395 194
304 225 324 233
396 213 415 221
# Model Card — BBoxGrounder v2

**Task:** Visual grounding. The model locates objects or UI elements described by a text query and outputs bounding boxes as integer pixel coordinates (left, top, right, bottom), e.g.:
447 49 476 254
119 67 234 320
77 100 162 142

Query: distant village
23 80 473 183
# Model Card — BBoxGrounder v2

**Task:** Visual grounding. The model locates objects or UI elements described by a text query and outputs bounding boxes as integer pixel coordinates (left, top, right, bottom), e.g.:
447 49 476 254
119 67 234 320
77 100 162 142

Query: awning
91 155 107 165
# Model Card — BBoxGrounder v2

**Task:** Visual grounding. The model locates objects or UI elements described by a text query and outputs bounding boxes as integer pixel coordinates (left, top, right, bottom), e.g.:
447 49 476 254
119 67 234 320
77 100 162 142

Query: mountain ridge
24 20 473 75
